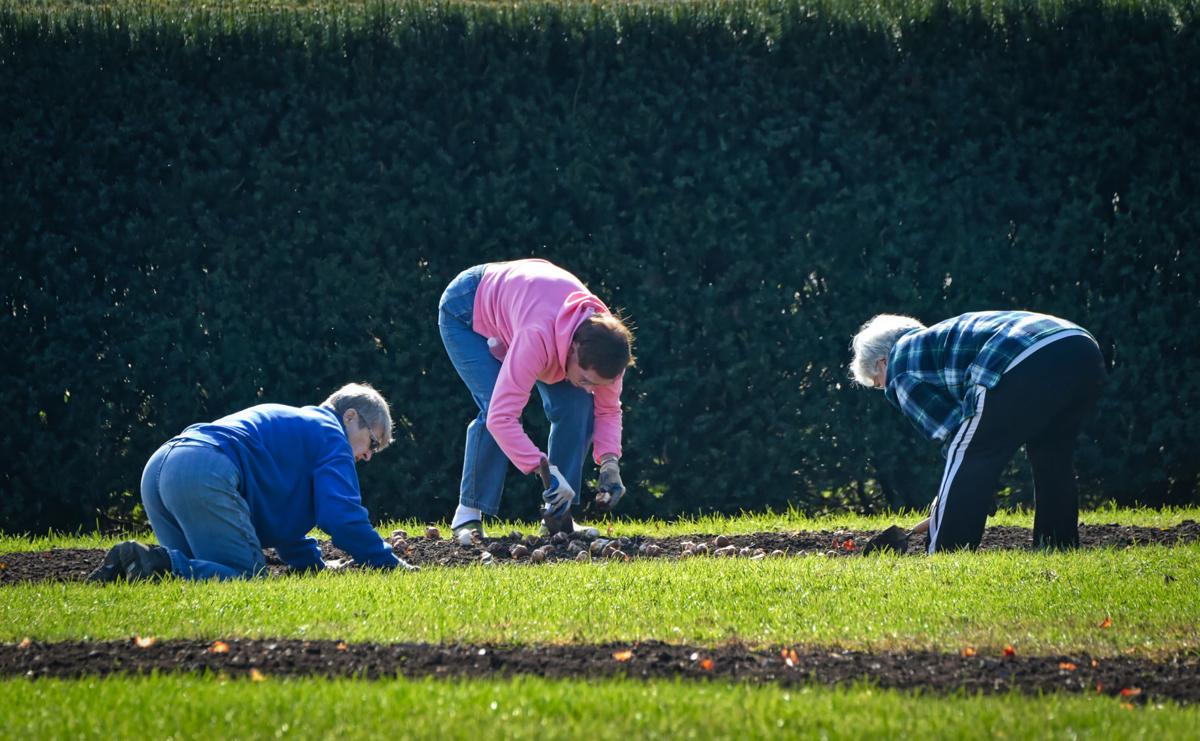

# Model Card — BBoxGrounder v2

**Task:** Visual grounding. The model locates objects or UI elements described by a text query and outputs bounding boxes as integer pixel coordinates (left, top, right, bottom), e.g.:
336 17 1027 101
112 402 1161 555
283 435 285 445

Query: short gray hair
322 382 393 447
849 314 926 387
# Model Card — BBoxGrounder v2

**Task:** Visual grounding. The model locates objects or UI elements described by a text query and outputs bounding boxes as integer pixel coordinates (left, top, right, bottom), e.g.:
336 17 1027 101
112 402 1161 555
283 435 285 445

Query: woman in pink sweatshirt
438 259 634 538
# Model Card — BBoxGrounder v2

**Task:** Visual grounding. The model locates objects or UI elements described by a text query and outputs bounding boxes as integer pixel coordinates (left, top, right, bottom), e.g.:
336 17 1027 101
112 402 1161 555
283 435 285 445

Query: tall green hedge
2 0 1197 533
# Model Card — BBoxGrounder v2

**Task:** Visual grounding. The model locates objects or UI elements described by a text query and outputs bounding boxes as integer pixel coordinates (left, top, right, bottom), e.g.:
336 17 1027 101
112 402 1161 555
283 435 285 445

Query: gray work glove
594 457 626 512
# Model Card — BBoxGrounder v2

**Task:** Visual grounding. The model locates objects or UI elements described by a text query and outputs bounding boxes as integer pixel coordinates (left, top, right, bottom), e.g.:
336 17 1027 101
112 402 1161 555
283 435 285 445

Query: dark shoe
88 541 171 583
86 544 125 583
127 542 170 581
862 525 911 555
117 541 172 581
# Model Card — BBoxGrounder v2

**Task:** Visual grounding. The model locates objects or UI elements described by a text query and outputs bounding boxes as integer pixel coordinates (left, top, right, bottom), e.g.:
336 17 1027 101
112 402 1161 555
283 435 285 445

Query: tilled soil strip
2 639 1197 703
2 521 1197 585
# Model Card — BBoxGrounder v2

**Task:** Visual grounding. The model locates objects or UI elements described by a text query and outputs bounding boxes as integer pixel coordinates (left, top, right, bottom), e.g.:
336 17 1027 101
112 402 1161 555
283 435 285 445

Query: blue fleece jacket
175 403 399 570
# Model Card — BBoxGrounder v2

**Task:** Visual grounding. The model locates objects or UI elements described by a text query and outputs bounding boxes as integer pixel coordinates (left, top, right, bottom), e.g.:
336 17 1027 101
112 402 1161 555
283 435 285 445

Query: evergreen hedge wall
2 0 1197 533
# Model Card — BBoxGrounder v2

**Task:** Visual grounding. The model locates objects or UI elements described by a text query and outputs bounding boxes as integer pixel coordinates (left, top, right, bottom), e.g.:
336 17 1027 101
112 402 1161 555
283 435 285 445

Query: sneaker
89 541 172 583
121 541 173 581
452 520 485 545
86 544 125 583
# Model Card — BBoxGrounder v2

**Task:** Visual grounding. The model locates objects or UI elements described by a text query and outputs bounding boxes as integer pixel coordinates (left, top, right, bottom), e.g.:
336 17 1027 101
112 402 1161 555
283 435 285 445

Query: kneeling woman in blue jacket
89 382 415 582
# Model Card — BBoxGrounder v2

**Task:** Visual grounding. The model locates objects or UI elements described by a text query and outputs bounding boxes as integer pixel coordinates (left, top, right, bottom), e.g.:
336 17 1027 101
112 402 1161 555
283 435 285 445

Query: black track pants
928 335 1107 552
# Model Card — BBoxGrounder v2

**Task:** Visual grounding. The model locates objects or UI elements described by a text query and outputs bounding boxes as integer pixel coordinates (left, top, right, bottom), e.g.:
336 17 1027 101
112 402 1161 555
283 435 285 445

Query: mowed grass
2 505 1196 553
1 675 1196 740
4 510 1198 736
4 545 1197 655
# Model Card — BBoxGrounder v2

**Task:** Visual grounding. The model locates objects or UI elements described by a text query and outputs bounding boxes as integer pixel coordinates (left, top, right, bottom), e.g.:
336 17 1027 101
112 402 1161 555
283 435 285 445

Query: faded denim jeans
140 440 267 580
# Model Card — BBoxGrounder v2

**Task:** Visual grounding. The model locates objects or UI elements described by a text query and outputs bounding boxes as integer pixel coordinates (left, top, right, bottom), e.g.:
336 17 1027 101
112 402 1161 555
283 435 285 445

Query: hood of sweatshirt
552 290 610 371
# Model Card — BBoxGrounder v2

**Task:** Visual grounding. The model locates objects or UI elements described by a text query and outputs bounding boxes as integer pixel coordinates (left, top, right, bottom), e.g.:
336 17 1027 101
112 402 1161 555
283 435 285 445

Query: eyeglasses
356 411 381 453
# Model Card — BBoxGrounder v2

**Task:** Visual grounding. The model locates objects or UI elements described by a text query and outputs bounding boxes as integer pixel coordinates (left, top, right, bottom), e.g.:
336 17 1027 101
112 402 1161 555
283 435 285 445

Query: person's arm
590 375 627 511
485 330 551 473
311 447 400 569
592 374 623 465
274 537 324 571
887 373 964 444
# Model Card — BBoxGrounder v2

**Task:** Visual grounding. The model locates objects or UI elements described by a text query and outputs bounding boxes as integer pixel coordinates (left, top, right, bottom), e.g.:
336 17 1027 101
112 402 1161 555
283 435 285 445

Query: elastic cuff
519 456 546 476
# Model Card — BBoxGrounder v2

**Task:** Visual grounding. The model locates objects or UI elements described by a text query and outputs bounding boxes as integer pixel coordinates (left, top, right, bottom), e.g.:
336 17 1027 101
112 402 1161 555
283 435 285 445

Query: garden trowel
861 524 912 555
537 457 574 535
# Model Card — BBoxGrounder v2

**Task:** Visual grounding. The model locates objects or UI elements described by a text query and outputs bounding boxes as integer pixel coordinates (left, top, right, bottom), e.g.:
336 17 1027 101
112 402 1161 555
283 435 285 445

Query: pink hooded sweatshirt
472 259 624 474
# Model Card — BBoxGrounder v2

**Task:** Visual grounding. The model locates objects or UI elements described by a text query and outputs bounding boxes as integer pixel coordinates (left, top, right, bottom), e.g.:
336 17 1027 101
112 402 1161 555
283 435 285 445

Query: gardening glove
538 459 575 518
594 457 626 512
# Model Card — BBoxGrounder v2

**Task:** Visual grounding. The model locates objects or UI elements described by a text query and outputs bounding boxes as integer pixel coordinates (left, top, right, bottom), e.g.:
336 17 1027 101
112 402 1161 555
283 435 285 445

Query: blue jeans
140 440 267 580
438 265 595 515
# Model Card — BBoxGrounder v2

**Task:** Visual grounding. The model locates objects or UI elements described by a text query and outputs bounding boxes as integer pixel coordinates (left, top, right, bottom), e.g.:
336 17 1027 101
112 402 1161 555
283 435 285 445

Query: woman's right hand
540 462 576 516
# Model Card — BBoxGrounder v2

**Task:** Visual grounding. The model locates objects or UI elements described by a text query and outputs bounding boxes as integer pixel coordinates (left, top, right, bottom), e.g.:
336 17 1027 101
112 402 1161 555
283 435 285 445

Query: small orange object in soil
781 648 799 667
699 658 715 671
612 650 633 662
961 647 976 657
249 668 267 682
134 636 158 648
1099 616 1113 629
1091 659 1100 668
336 642 349 652
1058 662 1077 671
1002 645 1016 657
841 539 856 551
209 640 231 654
1119 687 1142 697
1096 683 1104 694
17 638 32 649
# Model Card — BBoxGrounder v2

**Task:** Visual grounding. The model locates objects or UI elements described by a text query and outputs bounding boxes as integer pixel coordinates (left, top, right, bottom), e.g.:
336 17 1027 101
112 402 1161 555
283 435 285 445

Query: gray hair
849 314 926 387
322 382 393 447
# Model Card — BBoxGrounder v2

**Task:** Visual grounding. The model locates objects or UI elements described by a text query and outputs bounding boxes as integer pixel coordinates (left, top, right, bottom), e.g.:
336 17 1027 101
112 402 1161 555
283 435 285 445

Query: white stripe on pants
928 386 989 554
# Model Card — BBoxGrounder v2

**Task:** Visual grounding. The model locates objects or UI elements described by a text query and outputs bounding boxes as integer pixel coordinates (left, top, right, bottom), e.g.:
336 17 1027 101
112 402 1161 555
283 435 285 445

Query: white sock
451 504 483 529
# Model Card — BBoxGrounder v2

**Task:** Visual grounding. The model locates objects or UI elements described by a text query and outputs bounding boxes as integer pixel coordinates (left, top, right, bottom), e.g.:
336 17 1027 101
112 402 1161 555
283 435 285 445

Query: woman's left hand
595 458 626 512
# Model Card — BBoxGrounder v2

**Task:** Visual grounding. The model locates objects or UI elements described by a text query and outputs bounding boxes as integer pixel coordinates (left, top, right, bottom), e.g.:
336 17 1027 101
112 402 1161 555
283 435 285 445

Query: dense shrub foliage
1 1 1197 532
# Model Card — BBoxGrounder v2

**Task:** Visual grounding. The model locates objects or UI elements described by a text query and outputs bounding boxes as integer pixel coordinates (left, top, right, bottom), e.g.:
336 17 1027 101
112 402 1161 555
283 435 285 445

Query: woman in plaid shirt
850 311 1107 552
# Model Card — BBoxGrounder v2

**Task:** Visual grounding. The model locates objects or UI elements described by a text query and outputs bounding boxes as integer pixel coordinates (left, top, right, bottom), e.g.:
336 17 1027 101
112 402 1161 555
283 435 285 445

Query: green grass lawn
2 675 1196 740
3 504 1196 553
4 509 1198 738
4 545 1197 655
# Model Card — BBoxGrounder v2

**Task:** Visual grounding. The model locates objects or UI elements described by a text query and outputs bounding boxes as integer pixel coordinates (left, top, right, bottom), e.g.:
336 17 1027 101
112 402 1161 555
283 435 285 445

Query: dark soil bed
2 521 1197 585
2 638 1197 703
